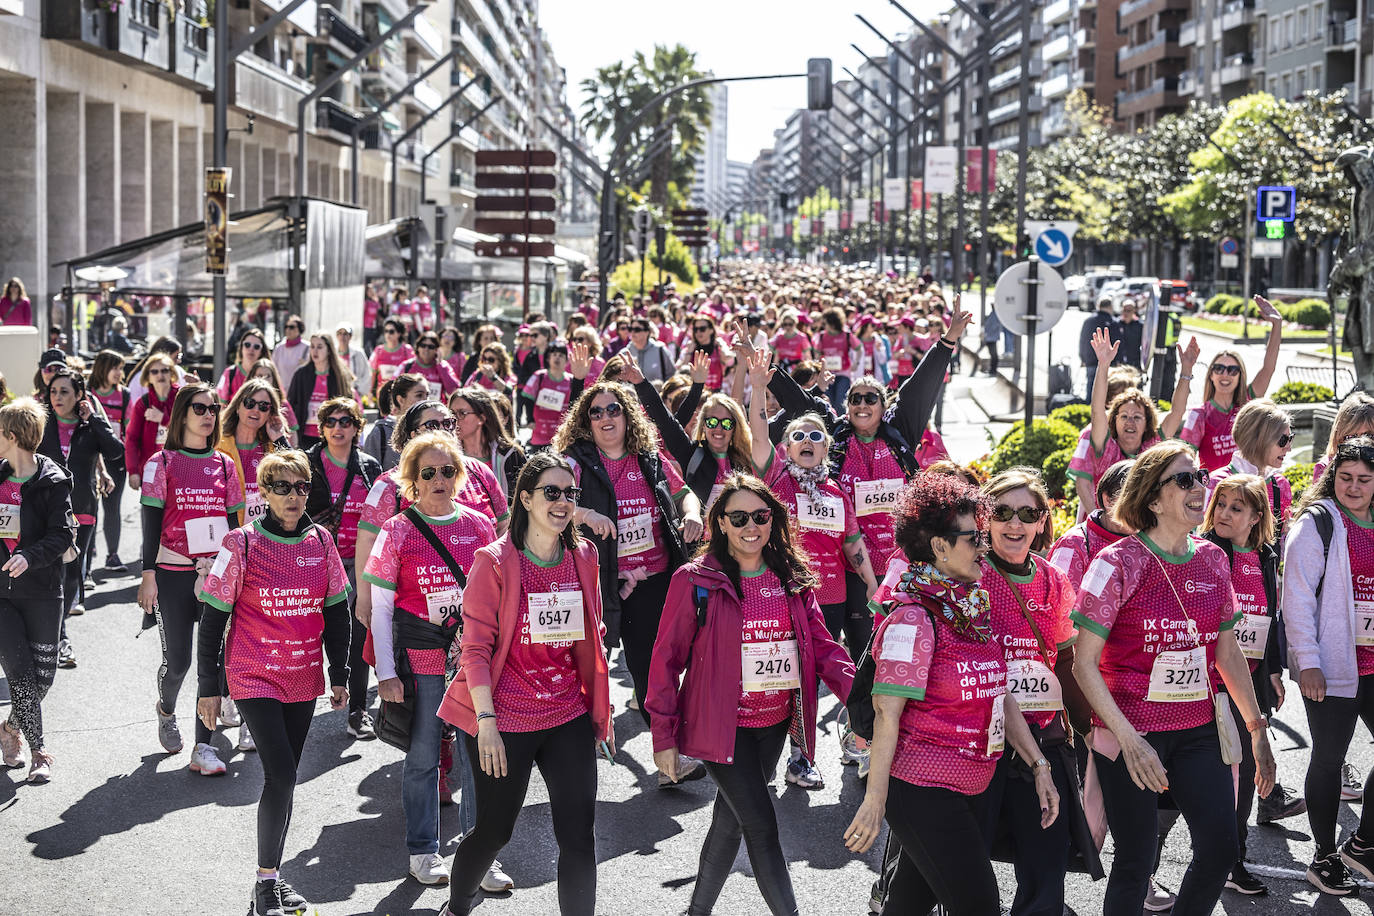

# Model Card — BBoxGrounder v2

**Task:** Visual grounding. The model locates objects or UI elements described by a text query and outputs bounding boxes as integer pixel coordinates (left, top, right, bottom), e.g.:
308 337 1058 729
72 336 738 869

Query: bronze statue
1332 146 1374 388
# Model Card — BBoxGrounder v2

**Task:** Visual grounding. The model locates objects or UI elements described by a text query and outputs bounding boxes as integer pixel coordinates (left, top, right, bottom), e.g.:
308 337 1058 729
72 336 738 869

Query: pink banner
967 150 997 194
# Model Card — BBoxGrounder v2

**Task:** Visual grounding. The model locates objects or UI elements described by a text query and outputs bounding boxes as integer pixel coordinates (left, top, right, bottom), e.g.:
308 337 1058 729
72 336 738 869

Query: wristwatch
1245 715 1268 733
1032 756 1051 771
1179 374 1194 381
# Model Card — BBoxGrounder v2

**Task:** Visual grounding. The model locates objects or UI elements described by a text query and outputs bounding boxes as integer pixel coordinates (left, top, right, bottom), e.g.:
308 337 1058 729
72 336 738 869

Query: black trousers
236 697 314 870
102 467 127 556
155 567 213 745
882 778 999 915
1221 689 1258 861
690 720 797 916
0 593 62 749
981 748 1073 916
342 561 368 713
61 522 95 631
448 713 597 916
1305 672 1374 856
617 570 671 724
1094 723 1236 916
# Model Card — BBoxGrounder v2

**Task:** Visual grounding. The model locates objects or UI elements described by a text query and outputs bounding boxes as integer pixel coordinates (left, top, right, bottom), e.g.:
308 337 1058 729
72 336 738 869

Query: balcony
990 129 1040 151
1075 26 1095 48
1179 68 1198 95
1115 76 1180 118
1331 18 1360 47
987 95 1043 125
397 139 442 177
1180 19 1197 46
408 12 443 60
1219 0 1256 32
318 5 368 55
260 0 317 35
988 66 1023 93
361 43 408 95
367 0 410 21
1118 0 1189 30
232 53 313 129
1117 29 1180 70
170 11 213 90
1219 52 1253 85
1043 0 1073 25
1043 32 1072 62
1041 71 1072 98
410 78 443 111
315 96 361 139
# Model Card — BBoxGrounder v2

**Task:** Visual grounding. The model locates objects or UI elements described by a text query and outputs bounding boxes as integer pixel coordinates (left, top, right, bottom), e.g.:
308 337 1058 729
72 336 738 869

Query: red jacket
124 385 178 478
647 556 855 764
438 536 612 742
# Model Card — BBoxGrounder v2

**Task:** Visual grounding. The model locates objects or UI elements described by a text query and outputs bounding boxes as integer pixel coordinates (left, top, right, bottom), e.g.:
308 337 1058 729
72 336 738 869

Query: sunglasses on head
538 484 581 503
789 429 826 443
188 401 217 417
724 508 773 527
241 397 273 413
1211 364 1241 377
419 417 458 432
704 416 735 431
588 402 623 420
263 479 311 496
848 391 882 406
950 528 990 549
991 504 1048 524
1278 432 1294 447
322 415 356 429
1337 443 1374 464
419 464 459 480
1162 469 1209 491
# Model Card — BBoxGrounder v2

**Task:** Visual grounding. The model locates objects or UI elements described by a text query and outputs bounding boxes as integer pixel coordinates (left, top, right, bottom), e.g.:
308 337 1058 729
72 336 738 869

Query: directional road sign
993 260 1069 336
1025 220 1078 268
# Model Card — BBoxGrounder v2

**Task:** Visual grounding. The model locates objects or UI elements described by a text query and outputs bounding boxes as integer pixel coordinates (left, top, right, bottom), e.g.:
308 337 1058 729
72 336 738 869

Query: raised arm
1248 296 1284 397
891 305 969 444
1159 336 1200 439
623 354 696 471
1088 327 1119 454
767 361 838 428
746 349 775 475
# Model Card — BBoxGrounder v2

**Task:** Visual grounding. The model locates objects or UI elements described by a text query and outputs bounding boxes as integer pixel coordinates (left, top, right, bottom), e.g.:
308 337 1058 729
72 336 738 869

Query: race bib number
425 586 462 626
0 504 19 540
308 396 326 424
796 493 844 533
528 590 585 643
886 359 900 377
427 381 442 401
1147 647 1208 702
854 478 903 517
244 490 267 524
535 387 567 412
155 425 169 446
185 515 230 556
741 639 801 693
986 693 1006 755
823 355 843 371
378 364 400 381
617 512 653 558
1234 613 1271 660
1005 658 1063 712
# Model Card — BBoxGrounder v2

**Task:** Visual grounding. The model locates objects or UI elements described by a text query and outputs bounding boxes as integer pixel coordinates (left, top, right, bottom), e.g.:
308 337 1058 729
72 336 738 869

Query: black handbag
375 650 417 752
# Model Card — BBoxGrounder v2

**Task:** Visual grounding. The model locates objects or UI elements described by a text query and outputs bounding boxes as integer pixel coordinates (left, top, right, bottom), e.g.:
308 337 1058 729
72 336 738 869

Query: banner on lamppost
967 149 997 194
811 219 823 237
823 209 839 231
204 167 231 275
925 146 958 194
910 179 931 212
883 177 908 212
784 220 793 237
757 223 768 239
852 198 870 224
840 211 851 230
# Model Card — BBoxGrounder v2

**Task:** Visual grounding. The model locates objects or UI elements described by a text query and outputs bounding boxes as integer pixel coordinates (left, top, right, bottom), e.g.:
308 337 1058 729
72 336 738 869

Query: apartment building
1178 0 1262 104
1114 0 1190 130
690 81 730 216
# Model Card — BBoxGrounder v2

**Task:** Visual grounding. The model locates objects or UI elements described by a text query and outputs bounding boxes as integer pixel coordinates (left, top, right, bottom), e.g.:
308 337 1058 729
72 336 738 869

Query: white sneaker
219 696 242 727
480 860 514 892
238 723 255 753
409 852 450 885
189 742 227 776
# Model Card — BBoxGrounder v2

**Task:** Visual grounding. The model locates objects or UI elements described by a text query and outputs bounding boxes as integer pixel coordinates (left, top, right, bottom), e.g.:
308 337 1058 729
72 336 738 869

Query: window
1297 69 1307 96
1315 3 1325 36
1285 13 1295 47
1298 7 1309 43
1281 72 1292 98
1268 76 1279 94
1313 63 1323 90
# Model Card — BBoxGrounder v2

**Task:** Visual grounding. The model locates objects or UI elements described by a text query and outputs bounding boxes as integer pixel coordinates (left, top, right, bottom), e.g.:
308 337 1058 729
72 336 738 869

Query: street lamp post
350 48 459 206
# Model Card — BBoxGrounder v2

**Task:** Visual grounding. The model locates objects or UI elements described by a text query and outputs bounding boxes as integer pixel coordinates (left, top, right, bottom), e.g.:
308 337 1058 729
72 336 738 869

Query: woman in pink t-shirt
1070 329 1162 515
844 472 1058 914
1204 399 1294 548
1071 441 1275 914
194 449 350 916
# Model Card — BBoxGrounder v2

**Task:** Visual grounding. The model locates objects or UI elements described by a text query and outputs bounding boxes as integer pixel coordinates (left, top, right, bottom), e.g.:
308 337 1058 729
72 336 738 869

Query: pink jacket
646 556 855 764
438 536 612 741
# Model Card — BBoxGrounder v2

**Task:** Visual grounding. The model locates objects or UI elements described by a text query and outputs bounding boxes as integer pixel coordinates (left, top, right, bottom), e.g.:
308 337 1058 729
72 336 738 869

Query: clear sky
538 0 947 165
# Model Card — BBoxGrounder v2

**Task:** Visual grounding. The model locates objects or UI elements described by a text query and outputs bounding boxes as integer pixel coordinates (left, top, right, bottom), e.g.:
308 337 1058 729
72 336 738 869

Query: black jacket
287 368 347 437
303 443 383 544
769 337 955 479
1078 311 1120 366
37 410 125 519
564 439 687 649
0 455 76 599
1117 320 1144 369
1204 531 1283 715
633 378 748 505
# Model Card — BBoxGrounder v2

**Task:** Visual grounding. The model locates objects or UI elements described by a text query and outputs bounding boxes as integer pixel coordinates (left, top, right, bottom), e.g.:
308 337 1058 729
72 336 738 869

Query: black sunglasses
1337 444 1374 464
991 505 1048 524
188 401 217 416
419 417 458 432
704 416 735 430
588 403 624 420
417 343 438 350
789 429 826 443
263 480 311 496
693 325 712 333
630 325 649 332
848 392 882 406
1162 469 1209 491
241 397 273 413
1277 432 1294 447
385 328 401 335
724 508 773 527
950 528 990 549
1211 364 1242 377
538 485 581 503
322 415 356 429
419 465 459 480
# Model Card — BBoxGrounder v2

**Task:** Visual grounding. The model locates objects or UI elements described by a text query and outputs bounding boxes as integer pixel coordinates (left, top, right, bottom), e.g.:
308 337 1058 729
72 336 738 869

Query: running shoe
347 709 377 740
1307 852 1358 896
156 701 183 753
659 753 709 787
189 742 226 776
220 696 242 727
480 860 514 892
0 721 25 768
27 749 53 784
1256 783 1307 824
1144 878 1176 911
785 755 825 789
408 852 450 885
105 553 127 573
839 724 870 767
1343 764 1366 802
274 879 307 912
1225 862 1267 895
238 723 256 753
68 603 84 617
625 695 640 711
250 878 287 916
1342 835 1374 882
57 639 76 668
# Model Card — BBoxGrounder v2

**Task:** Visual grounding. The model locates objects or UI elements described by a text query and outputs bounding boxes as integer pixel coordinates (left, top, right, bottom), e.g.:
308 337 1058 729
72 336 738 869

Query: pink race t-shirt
736 568 797 728
0 474 24 554
359 468 404 536
95 387 128 436
872 598 1007 795
363 506 494 675
816 331 855 372
55 416 76 461
491 546 590 732
838 436 906 578
1346 512 1374 676
236 442 269 527
1206 463 1292 545
304 373 329 437
1180 400 1240 472
981 556 1076 729
580 451 685 577
458 456 509 528
521 371 573 446
197 522 350 703
1071 534 1240 733
401 358 461 401
1066 425 1159 488
771 332 810 363
766 464 861 605
1229 546 1268 675
322 451 371 560
370 344 414 385
141 449 245 563
1047 513 1127 590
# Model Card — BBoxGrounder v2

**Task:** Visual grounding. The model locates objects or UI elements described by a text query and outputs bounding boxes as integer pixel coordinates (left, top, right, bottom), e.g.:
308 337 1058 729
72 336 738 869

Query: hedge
1049 403 1092 430
1202 293 1330 329
1272 381 1335 404
1283 462 1314 501
989 418 1080 484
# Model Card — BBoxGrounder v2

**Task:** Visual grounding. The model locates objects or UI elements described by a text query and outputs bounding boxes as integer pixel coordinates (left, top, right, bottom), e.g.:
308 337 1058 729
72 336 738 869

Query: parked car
1101 276 1161 313
1077 266 1127 310
1159 279 1193 311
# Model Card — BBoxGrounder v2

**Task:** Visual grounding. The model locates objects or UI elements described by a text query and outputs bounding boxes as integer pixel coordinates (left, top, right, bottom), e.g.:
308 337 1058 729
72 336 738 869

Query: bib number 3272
1147 647 1208 702
527 591 585 643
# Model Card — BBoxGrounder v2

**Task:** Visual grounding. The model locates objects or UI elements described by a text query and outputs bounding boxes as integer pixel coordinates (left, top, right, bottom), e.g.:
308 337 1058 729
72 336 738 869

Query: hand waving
569 340 592 380
1090 326 1119 365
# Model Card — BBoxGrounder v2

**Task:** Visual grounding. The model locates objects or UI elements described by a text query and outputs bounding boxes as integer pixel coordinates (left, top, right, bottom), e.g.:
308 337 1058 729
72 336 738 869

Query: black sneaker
1225 862 1267 895
250 879 286 916
274 879 307 913
347 709 376 741
1308 852 1358 896
105 554 127 573
1342 836 1374 882
1257 783 1308 824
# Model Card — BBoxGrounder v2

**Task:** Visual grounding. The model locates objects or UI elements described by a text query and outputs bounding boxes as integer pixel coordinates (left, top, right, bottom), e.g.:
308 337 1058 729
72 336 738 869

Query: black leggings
1223 689 1258 862
617 570 671 724
1305 672 1374 856
0 593 62 749
448 713 597 916
102 467 126 556
155 567 213 745
882 777 999 915
61 523 95 627
691 720 796 916
981 748 1074 916
342 561 369 713
236 697 314 869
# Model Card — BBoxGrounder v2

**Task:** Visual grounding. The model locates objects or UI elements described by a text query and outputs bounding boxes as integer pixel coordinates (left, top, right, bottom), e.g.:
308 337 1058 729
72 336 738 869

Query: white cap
336 322 354 335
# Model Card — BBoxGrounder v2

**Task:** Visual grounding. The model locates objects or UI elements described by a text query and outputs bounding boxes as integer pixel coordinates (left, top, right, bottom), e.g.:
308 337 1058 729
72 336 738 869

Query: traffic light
807 58 833 110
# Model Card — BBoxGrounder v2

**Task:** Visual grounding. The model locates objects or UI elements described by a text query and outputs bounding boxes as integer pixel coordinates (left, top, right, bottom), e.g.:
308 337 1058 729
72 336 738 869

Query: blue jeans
404 673 447 854
827 375 852 414
453 721 478 838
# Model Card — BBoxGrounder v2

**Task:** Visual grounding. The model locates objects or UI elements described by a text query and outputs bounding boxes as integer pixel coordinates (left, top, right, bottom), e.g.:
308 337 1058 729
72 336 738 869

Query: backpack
845 604 936 741
1309 502 1335 602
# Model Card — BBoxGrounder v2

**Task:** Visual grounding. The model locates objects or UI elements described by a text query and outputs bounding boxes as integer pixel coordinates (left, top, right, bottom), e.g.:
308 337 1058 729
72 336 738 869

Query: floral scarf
890 561 993 642
784 458 830 503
